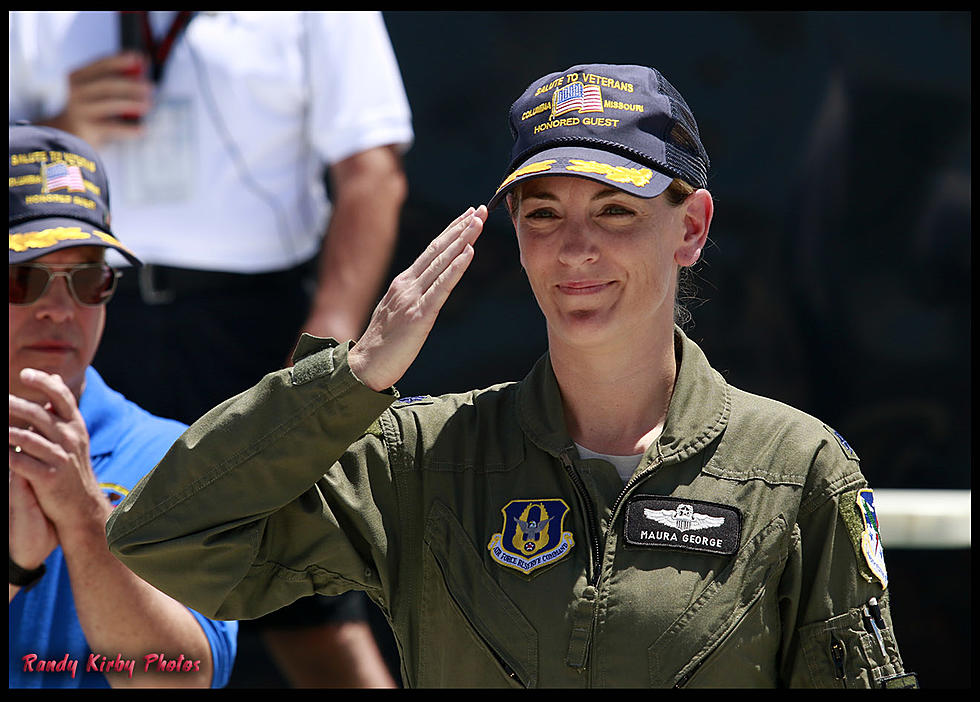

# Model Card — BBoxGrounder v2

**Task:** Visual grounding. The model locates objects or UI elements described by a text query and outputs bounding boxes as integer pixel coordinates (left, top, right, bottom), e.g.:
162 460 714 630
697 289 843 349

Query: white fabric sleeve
305 11 414 165
8 11 44 122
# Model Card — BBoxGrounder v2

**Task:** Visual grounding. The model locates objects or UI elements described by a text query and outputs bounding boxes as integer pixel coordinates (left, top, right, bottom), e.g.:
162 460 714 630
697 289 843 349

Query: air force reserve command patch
624 496 741 555
488 499 574 575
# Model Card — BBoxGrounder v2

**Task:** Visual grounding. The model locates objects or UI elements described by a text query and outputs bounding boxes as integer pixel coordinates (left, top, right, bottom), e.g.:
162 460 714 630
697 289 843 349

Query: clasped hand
9 369 107 570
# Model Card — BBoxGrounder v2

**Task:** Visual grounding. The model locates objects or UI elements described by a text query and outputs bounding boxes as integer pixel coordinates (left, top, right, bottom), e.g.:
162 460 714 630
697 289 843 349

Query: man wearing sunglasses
8 124 238 688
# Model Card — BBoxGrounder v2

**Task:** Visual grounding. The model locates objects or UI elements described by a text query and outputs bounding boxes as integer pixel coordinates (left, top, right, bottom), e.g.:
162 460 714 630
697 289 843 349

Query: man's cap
488 64 709 210
9 123 142 266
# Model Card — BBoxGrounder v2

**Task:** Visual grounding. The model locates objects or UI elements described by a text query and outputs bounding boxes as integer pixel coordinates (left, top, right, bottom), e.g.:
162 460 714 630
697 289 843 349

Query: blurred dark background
378 10 970 689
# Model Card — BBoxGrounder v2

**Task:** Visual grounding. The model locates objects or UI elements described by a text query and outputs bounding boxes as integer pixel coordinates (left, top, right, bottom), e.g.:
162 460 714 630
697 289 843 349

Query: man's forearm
304 145 407 343
58 502 214 688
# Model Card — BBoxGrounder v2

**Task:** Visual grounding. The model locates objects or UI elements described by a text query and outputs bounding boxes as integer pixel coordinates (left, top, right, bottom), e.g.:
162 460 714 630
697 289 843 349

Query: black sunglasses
9 262 119 306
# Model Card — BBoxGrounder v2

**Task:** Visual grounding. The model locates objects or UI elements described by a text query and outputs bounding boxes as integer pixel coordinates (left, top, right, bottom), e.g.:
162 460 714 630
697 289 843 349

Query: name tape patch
624 495 741 555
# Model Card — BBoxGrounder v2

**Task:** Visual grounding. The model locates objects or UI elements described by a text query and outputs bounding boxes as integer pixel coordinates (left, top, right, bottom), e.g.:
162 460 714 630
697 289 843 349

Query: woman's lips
557 280 613 295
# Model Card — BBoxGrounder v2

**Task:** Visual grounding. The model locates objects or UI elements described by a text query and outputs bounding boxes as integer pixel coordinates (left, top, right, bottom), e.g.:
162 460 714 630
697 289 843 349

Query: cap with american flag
8 123 142 266
489 63 710 210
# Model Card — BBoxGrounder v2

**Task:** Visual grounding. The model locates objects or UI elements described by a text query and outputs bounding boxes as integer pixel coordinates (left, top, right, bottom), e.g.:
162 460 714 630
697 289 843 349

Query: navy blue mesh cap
488 64 710 210
9 123 142 266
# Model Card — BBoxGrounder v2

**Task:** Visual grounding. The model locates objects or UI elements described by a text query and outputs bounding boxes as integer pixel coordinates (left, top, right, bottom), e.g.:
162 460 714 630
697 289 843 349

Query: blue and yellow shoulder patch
488 498 574 576
840 488 888 589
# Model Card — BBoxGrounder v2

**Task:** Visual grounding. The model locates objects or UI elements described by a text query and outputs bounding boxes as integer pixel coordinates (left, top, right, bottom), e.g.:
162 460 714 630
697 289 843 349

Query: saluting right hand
40 52 152 150
348 206 487 392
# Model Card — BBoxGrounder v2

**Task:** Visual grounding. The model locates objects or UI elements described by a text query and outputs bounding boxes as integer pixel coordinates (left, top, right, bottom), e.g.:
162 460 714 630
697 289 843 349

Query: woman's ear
674 189 713 267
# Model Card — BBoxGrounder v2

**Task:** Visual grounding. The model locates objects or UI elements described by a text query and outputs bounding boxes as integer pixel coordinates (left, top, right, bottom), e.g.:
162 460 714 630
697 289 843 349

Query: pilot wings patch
643 504 726 533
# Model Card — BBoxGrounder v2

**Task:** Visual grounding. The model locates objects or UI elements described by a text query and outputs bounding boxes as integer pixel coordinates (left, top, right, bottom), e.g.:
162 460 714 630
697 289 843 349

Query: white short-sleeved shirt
9 11 414 272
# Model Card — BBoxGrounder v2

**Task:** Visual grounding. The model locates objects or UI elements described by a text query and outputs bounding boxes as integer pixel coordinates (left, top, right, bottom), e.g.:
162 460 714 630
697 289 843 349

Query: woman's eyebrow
522 187 625 202
591 188 628 201
522 190 558 202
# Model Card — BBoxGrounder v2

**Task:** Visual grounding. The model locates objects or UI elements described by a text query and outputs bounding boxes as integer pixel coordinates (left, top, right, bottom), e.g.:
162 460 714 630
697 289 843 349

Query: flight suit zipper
558 447 601 676
558 447 601 586
559 446 667 680
830 635 848 688
608 454 665 533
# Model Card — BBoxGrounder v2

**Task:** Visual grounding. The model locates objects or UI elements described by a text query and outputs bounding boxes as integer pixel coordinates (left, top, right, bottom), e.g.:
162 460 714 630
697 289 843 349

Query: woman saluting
108 63 914 688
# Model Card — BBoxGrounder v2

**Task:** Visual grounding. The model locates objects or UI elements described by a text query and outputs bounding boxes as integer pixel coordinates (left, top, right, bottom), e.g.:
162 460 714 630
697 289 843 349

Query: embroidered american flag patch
551 83 603 119
42 162 85 193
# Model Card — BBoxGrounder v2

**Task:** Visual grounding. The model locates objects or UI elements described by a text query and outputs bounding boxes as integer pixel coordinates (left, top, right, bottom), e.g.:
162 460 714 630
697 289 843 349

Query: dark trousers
94 262 313 425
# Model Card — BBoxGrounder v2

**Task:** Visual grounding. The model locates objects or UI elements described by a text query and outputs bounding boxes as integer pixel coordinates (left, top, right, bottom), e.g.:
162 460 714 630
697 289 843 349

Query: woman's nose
556 221 600 267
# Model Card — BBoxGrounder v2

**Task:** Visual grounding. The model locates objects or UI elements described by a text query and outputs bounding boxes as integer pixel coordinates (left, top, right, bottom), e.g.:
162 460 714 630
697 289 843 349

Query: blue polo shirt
9 367 238 688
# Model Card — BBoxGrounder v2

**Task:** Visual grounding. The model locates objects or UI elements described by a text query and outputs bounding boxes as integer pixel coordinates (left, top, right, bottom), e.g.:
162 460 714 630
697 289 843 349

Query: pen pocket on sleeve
799 603 905 688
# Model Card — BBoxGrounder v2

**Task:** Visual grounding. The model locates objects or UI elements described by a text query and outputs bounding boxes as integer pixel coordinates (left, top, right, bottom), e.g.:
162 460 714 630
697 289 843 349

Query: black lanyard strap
119 10 196 84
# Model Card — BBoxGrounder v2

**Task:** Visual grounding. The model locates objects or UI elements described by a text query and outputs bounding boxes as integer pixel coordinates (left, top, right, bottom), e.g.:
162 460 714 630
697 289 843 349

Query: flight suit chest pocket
648 513 792 687
419 500 538 688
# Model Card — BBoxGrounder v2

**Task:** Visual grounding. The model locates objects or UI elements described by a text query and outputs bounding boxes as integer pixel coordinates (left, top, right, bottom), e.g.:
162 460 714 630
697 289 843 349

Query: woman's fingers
420 242 476 316
415 207 485 294
407 207 475 279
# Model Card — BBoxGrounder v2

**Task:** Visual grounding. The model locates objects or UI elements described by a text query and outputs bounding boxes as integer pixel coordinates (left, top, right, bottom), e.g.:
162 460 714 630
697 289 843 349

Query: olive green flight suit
106 328 915 688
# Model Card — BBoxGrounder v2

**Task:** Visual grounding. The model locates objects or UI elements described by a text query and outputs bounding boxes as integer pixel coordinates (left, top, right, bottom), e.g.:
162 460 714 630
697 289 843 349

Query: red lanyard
120 11 196 84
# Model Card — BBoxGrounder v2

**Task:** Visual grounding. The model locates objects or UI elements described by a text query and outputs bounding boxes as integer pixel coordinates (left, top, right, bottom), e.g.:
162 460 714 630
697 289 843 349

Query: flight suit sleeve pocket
799 605 907 688
419 500 538 688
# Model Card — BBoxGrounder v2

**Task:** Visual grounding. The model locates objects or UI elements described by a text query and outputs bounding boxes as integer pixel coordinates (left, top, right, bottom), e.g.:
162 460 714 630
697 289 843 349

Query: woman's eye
601 204 634 216
525 208 556 219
